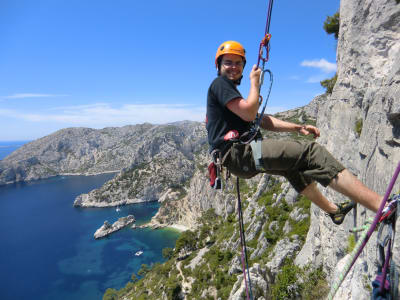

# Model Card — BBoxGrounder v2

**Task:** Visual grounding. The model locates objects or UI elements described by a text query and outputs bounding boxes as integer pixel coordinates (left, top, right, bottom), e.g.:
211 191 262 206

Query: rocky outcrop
229 264 271 300
274 94 328 121
94 215 135 239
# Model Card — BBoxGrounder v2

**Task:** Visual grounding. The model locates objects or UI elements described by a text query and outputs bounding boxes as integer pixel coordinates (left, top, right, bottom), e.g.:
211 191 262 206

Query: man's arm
260 115 320 138
226 65 262 122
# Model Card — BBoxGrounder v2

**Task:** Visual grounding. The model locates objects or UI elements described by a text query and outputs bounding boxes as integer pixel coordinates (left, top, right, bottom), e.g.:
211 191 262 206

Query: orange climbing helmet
215 40 246 69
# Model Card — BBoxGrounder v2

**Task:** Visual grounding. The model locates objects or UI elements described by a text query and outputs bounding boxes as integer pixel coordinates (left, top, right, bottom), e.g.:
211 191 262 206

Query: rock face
296 0 400 298
94 215 135 239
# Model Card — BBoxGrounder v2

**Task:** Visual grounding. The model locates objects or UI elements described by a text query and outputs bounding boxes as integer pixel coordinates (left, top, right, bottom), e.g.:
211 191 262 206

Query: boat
135 251 143 256
116 206 121 212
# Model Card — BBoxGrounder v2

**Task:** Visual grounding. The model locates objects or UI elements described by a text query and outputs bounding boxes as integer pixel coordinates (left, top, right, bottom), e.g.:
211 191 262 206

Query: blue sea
0 140 29 160
0 143 180 300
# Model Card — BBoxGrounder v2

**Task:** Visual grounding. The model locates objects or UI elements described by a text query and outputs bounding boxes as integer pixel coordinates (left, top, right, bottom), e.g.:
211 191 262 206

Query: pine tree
320 74 337 94
323 12 340 40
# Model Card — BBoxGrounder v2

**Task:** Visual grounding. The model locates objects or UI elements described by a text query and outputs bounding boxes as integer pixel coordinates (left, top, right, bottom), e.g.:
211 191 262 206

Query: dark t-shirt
206 75 252 152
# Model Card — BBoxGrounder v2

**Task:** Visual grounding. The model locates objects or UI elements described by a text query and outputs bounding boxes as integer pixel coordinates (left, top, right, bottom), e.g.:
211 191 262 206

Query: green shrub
270 261 302 299
347 233 356 253
289 217 310 242
162 247 174 259
301 265 329 299
175 230 197 253
355 118 363 136
321 73 337 94
270 262 329 300
138 264 150 277
257 179 282 207
103 288 119 300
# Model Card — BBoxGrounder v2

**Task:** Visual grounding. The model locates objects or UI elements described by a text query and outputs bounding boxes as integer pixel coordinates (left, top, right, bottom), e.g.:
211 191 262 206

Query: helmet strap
233 75 243 86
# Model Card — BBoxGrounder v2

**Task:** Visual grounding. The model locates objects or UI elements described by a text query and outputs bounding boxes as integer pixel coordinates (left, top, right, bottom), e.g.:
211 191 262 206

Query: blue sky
0 0 339 141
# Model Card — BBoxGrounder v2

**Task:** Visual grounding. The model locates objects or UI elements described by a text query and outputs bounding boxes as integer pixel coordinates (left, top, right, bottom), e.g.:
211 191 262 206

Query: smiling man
206 40 389 225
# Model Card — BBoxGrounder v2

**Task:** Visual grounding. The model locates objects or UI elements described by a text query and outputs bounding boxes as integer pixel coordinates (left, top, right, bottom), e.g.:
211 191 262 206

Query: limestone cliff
296 0 400 298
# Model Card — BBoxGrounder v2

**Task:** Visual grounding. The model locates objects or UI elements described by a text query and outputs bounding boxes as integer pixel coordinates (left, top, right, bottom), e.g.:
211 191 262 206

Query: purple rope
264 0 274 35
236 177 252 300
239 218 250 299
347 161 400 276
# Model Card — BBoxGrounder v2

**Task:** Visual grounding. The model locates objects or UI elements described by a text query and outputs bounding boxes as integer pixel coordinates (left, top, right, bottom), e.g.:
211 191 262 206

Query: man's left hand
299 125 320 139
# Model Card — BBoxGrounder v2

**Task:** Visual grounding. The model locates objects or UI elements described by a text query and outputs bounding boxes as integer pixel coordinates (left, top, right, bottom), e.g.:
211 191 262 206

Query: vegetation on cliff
104 175 328 300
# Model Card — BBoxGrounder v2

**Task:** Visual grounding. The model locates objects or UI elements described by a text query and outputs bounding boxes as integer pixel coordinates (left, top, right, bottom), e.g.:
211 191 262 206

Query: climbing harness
327 162 400 300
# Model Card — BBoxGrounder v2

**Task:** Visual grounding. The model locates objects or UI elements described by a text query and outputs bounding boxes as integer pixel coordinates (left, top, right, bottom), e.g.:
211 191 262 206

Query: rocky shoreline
94 215 135 239
137 221 189 232
74 195 148 208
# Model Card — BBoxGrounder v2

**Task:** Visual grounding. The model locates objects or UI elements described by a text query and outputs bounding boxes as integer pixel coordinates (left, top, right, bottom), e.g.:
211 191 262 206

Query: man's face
219 54 244 82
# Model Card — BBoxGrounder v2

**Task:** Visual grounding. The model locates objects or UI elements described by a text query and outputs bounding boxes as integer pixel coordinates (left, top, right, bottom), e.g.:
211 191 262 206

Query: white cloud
0 103 206 127
4 93 68 99
301 59 336 73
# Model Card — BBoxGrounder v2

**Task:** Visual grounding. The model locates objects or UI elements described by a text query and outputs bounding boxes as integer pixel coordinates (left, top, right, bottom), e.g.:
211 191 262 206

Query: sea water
0 141 29 160
0 145 180 300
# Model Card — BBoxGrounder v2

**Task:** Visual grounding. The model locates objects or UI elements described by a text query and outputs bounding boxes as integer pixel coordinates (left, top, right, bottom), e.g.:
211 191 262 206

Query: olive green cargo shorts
223 139 345 193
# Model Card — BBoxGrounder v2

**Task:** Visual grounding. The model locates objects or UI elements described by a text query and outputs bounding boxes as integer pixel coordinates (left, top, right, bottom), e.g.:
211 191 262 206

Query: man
206 40 384 225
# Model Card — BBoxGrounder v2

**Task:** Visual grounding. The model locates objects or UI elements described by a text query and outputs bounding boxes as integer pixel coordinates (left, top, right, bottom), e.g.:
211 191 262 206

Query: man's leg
329 169 382 212
301 182 338 213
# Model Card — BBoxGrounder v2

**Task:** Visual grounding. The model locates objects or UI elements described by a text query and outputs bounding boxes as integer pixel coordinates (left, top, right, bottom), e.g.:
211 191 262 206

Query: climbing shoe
379 194 400 223
327 200 356 225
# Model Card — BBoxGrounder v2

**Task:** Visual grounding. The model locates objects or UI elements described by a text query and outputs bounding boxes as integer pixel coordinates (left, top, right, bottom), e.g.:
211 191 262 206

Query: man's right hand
250 65 262 87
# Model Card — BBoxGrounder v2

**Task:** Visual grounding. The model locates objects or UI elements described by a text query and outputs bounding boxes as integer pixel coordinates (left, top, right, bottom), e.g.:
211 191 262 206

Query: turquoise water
0 172 180 299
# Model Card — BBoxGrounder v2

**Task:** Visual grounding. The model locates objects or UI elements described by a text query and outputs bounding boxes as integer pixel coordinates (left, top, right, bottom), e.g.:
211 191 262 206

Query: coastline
74 198 153 208
167 224 189 232
0 170 120 187
139 222 189 232
60 170 120 176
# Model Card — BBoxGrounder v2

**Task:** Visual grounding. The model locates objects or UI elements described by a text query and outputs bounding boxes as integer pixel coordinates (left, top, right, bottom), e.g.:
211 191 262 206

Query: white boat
135 251 143 256
116 206 121 212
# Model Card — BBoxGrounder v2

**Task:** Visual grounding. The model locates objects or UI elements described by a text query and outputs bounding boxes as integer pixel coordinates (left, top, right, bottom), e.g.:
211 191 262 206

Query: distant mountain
0 121 207 186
